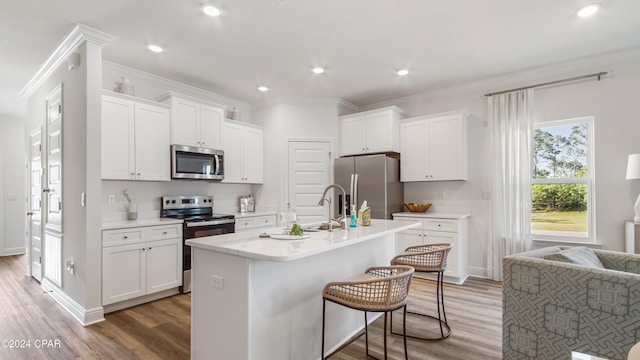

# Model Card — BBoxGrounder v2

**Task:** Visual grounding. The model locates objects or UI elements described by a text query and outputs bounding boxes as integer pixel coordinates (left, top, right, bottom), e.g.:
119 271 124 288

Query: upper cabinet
339 106 406 156
102 92 171 181
222 120 264 184
157 92 224 149
400 110 468 182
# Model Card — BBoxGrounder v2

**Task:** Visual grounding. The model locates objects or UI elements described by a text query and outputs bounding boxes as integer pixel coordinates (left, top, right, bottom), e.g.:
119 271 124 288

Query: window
532 117 594 242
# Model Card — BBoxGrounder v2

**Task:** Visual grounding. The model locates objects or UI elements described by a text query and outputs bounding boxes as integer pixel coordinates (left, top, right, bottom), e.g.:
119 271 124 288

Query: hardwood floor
0 255 502 359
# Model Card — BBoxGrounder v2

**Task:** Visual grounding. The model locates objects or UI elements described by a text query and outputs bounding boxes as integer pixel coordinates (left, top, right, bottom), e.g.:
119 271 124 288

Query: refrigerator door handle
353 173 358 210
349 174 355 216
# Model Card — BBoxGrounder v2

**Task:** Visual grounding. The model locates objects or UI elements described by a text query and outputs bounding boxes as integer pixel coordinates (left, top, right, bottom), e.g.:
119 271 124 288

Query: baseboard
467 266 488 279
41 278 105 326
103 288 180 314
1 247 26 256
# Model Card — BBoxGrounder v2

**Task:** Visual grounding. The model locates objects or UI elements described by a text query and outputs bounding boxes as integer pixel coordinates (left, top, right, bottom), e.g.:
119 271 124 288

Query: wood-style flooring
0 255 502 359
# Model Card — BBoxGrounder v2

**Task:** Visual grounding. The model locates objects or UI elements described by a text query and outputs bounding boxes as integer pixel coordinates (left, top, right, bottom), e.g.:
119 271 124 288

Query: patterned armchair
503 246 640 360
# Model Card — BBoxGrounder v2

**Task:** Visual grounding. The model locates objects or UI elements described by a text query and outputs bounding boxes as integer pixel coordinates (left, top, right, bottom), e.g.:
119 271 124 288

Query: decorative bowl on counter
404 203 432 212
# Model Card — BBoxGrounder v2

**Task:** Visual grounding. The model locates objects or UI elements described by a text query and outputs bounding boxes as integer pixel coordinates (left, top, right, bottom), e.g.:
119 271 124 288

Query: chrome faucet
318 184 347 232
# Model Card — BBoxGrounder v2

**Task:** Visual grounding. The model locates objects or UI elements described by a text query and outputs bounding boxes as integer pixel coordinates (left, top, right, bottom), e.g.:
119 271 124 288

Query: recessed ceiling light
147 44 164 53
577 4 599 17
312 67 325 74
257 86 270 92
397 69 409 76
203 5 221 17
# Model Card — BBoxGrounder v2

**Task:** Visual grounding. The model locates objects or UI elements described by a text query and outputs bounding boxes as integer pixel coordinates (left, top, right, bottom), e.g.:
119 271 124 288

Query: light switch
211 274 224 289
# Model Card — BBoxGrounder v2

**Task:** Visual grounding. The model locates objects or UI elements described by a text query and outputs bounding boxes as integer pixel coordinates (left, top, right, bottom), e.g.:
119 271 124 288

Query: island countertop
186 219 419 262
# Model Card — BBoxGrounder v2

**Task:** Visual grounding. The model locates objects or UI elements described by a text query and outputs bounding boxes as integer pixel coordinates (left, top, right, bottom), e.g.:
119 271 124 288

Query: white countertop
392 212 471 219
186 219 420 262
102 218 184 230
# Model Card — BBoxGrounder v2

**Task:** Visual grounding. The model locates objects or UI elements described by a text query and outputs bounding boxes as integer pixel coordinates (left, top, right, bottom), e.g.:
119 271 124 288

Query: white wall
0 116 26 256
25 42 101 311
252 99 345 218
101 181 251 220
366 55 640 278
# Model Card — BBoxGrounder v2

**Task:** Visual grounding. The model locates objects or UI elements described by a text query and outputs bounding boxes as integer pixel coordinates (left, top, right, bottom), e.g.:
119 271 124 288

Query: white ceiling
2 0 640 118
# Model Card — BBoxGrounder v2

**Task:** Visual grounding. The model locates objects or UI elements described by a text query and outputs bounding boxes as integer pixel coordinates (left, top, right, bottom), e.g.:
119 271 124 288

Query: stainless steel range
161 195 235 293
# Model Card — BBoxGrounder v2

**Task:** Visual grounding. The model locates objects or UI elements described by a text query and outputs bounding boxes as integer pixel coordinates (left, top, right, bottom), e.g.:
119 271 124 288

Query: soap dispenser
349 204 358 227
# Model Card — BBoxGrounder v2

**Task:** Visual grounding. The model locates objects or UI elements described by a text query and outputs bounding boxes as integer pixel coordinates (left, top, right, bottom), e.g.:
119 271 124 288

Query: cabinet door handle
148 247 152 250
163 231 168 235
123 235 128 239
141 247 145 251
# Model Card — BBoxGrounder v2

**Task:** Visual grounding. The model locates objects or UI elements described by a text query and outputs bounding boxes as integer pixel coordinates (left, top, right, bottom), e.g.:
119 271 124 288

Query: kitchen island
186 219 419 360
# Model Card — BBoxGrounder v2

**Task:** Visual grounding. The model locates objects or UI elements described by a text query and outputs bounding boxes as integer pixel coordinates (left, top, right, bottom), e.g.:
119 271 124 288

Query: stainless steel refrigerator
334 154 403 219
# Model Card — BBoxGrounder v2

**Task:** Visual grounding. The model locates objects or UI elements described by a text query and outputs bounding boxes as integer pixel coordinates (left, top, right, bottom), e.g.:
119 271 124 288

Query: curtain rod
483 71 608 97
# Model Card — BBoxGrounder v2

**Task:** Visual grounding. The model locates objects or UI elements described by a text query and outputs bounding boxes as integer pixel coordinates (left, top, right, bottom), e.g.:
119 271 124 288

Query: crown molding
20 24 115 98
103 61 251 109
253 97 359 113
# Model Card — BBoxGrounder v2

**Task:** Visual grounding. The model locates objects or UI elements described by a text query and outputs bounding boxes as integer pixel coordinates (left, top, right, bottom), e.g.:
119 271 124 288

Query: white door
222 122 243 182
199 104 223 149
400 120 429 181
101 95 135 180
146 239 181 294
430 115 463 180
43 85 63 287
172 98 199 147
102 244 146 305
287 141 331 225
28 128 43 281
242 127 264 183
134 102 171 181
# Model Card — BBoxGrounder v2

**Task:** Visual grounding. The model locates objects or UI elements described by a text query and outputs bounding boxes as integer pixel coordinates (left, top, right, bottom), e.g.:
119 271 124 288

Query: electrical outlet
438 192 446 200
107 193 115 203
483 191 492 200
211 274 224 289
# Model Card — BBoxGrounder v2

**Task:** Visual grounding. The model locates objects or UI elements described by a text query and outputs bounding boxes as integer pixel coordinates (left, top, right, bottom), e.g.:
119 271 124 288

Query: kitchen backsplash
101 180 256 220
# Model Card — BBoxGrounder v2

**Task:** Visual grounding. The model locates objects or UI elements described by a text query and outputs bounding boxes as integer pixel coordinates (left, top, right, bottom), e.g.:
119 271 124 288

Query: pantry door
287 141 331 225
28 128 43 281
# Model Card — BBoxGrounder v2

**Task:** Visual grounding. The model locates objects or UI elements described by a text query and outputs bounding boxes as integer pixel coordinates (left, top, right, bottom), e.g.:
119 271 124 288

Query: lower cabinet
102 224 182 306
393 214 469 285
235 214 276 231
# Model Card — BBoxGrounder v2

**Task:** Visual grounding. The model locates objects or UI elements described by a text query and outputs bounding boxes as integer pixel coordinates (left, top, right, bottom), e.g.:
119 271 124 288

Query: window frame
531 116 595 243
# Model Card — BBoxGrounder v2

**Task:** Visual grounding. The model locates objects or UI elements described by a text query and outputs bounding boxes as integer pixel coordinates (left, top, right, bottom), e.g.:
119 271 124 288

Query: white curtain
487 89 534 281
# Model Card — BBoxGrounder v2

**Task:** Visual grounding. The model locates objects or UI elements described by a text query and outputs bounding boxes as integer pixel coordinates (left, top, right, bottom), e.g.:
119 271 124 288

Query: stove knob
171 200 176 204
165 200 170 204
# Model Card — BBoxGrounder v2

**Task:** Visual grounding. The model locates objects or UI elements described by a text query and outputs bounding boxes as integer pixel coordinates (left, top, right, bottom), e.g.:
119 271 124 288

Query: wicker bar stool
390 243 453 340
321 265 415 360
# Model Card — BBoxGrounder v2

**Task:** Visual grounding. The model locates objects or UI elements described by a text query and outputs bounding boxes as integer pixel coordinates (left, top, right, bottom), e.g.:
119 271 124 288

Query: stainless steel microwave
171 145 224 180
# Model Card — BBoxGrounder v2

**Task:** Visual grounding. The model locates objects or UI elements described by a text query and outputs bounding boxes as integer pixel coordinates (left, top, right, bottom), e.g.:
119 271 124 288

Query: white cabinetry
400 110 468 182
393 213 469 284
235 214 277 231
102 92 171 181
222 120 264 184
339 106 406 156
102 223 182 306
157 92 224 149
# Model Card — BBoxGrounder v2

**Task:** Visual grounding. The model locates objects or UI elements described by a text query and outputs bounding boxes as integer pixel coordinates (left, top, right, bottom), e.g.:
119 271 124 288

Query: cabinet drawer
236 215 276 231
423 219 457 232
147 225 182 240
103 229 143 246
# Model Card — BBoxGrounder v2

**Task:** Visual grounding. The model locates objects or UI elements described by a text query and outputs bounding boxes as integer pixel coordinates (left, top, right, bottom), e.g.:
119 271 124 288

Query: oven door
172 144 224 180
181 219 235 293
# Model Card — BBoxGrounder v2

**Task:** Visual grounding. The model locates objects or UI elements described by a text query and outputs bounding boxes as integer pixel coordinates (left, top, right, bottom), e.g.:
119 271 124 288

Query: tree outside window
532 117 594 241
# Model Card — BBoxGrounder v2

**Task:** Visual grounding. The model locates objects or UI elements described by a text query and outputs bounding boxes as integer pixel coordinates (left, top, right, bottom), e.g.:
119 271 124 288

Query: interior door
45 87 62 231
43 84 63 287
287 141 331 224
28 128 43 281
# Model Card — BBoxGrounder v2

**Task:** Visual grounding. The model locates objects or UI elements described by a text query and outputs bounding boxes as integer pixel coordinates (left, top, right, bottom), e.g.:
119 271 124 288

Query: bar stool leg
322 299 326 360
403 304 409 360
383 312 388 360
365 311 370 358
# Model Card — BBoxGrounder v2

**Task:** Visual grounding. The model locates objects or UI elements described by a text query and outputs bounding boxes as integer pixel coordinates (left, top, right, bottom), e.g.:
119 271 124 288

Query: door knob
26 212 34 216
